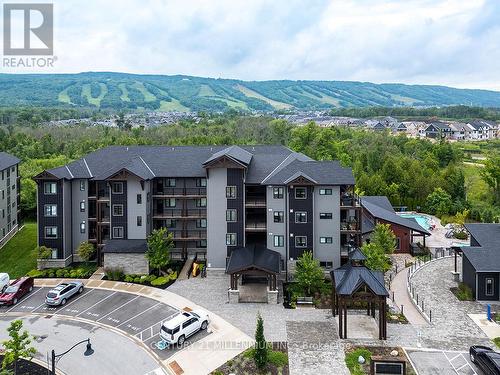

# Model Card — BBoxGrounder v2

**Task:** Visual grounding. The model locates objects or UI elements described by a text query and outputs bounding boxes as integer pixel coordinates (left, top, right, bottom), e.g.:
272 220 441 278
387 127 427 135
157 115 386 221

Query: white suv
160 310 209 346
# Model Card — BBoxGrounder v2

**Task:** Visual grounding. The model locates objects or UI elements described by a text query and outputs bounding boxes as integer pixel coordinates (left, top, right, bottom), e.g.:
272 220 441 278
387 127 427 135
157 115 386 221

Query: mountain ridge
1 72 499 111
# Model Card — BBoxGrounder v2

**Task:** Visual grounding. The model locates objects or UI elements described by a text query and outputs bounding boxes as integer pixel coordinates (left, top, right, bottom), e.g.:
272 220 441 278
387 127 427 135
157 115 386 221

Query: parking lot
407 349 482 375
0 286 210 360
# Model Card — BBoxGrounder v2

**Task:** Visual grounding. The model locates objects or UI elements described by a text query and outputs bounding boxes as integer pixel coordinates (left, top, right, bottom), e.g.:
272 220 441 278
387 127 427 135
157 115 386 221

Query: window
44 182 57 195
197 239 207 248
196 198 207 207
164 219 176 228
44 204 57 217
112 182 123 194
320 213 333 220
273 211 284 223
395 238 401 250
320 237 333 244
196 219 207 228
274 235 284 247
164 198 176 207
137 216 142 227
197 178 207 187
226 209 237 222
226 233 237 246
226 186 236 199
165 178 176 187
295 187 307 199
273 187 284 199
80 201 85 212
295 212 307 223
319 261 333 268
319 188 332 195
80 180 85 191
486 278 494 297
80 222 86 234
112 204 124 216
44 226 58 239
113 227 124 239
295 236 307 247
137 194 142 204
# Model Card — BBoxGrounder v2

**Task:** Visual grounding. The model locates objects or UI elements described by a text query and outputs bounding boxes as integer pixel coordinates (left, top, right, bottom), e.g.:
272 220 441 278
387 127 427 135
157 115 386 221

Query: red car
0 277 34 305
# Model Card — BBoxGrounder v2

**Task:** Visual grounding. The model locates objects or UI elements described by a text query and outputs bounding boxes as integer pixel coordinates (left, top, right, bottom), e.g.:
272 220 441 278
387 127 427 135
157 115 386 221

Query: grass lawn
0 222 37 279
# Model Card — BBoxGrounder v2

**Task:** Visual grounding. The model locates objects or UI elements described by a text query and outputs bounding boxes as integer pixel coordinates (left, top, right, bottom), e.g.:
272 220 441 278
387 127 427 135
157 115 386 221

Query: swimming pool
399 213 432 230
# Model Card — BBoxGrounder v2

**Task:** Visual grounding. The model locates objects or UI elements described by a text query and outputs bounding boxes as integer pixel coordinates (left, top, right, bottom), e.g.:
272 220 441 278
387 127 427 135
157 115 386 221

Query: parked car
45 281 84 306
0 273 10 293
160 310 209 346
0 277 34 305
470 345 500 374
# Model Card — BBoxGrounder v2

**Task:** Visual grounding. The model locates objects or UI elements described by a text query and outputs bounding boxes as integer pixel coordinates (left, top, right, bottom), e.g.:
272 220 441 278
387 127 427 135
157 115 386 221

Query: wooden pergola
229 268 278 291
331 248 389 340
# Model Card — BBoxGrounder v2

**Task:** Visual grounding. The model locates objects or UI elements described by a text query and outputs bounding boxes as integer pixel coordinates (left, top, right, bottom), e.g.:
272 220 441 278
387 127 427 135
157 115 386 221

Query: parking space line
96 295 140 322
55 288 94 313
5 287 44 312
116 302 161 328
31 302 47 312
136 311 178 342
443 351 477 375
76 291 117 317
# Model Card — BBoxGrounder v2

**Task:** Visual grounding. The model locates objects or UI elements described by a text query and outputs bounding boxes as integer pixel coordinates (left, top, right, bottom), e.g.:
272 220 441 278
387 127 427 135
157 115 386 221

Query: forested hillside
2 72 500 111
0 114 498 223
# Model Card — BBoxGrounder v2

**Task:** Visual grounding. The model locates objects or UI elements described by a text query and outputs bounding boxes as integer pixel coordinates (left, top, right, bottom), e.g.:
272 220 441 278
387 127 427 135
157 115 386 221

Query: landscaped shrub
104 267 124 281
494 337 500 348
453 230 468 240
151 276 168 286
455 282 473 301
267 350 288 367
26 269 44 278
345 348 372 375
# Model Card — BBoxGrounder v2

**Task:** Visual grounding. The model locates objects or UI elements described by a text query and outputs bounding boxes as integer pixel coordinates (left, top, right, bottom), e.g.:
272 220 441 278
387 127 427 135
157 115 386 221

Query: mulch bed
345 346 416 375
0 356 48 375
212 342 289 375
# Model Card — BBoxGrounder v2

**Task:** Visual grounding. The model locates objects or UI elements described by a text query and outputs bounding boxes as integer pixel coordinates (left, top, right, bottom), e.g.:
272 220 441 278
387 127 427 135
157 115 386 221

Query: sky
2 0 500 90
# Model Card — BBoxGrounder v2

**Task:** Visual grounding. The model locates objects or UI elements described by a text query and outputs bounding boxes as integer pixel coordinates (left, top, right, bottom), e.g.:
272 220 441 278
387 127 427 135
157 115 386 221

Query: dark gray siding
477 272 500 301
288 185 313 259
111 181 128 239
38 180 64 257
227 169 244 255
462 255 476 298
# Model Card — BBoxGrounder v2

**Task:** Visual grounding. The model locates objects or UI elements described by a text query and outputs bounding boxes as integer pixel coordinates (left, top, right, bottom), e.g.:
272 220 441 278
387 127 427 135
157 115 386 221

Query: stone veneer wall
103 253 149 274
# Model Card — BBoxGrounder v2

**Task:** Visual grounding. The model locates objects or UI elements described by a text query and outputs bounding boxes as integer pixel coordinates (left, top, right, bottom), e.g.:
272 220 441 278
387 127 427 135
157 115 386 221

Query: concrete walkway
34 278 253 375
390 267 428 326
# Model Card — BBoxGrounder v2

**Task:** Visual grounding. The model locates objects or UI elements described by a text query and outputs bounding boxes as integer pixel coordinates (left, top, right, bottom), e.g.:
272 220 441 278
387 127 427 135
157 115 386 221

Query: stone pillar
228 289 240 304
267 289 278 304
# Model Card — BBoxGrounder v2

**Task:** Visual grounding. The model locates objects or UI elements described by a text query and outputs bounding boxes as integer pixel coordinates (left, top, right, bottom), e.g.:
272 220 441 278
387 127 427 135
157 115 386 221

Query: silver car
45 281 84 306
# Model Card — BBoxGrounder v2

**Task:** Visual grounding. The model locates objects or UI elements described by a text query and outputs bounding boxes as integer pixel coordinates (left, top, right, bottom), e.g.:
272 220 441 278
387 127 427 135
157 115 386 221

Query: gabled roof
226 244 280 274
94 156 155 180
102 239 147 253
203 146 253 167
331 263 388 296
426 121 451 131
462 224 500 272
361 196 431 235
465 223 500 248
0 152 20 171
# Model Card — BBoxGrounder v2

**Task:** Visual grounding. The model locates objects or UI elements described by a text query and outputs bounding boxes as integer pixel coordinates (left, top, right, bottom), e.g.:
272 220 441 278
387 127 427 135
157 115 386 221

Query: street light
51 338 94 375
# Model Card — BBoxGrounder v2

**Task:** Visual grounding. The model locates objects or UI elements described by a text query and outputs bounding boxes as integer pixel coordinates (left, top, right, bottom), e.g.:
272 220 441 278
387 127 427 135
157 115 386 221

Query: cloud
2 0 499 90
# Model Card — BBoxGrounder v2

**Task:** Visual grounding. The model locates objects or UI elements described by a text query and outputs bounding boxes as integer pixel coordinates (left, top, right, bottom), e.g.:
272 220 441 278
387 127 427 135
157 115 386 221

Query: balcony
153 209 206 219
340 221 360 232
153 187 206 198
245 221 267 232
170 230 207 240
340 194 361 208
245 198 266 208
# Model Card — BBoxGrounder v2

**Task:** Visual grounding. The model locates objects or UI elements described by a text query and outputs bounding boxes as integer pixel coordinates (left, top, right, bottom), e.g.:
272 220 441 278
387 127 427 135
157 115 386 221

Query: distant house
391 122 407 133
466 120 497 140
360 196 430 253
449 122 472 141
371 122 387 131
424 121 453 139
461 224 500 301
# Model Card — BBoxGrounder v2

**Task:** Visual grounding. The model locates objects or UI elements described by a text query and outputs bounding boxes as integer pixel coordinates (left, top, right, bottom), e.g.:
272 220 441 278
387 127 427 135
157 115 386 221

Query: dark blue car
470 345 500 375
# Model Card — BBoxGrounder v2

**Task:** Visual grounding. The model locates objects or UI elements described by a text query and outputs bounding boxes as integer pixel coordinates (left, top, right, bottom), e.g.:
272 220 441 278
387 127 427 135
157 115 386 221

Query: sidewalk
35 278 253 375
390 268 428 326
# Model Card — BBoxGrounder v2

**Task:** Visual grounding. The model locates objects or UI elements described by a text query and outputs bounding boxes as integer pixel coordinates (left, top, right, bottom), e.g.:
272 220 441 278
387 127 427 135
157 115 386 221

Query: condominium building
0 152 20 248
34 145 361 274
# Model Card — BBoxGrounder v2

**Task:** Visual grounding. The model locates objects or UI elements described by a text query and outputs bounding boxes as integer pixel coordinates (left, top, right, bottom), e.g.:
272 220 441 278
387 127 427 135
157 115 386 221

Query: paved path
34 278 252 375
391 266 428 326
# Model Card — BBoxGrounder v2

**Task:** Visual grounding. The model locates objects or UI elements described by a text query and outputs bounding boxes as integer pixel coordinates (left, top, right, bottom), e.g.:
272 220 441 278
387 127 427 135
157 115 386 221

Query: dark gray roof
226 244 280 274
426 121 451 131
0 152 20 171
331 264 388 296
102 239 147 253
361 196 431 235
462 224 500 272
349 248 367 262
40 145 353 186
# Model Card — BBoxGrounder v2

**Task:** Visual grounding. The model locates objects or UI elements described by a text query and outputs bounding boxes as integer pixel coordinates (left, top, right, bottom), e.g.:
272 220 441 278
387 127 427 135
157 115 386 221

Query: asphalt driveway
0 286 210 360
407 349 483 375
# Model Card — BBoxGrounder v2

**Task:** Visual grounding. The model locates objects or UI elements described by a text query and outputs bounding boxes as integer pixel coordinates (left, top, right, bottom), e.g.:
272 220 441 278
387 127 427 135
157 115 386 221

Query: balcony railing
153 187 206 197
153 209 206 218
170 230 207 240
340 221 360 231
245 198 266 207
340 194 360 207
245 221 267 231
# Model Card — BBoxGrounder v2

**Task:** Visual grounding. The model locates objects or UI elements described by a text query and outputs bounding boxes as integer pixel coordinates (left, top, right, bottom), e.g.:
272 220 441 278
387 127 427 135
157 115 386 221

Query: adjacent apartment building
34 145 360 273
0 152 20 248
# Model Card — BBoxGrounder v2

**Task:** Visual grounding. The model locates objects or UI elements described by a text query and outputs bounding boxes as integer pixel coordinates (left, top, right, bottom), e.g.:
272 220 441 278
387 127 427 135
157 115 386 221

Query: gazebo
331 248 389 340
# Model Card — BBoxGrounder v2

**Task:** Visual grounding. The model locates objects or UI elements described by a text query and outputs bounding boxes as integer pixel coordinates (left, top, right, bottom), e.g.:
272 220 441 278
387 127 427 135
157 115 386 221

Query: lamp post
51 338 94 375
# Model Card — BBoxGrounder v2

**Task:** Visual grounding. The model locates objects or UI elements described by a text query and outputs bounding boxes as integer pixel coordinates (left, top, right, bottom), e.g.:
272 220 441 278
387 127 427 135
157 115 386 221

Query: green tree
77 241 95 261
425 187 453 216
361 223 396 272
481 154 500 204
1 320 36 375
292 251 327 296
371 223 396 255
35 246 52 259
146 228 174 274
254 313 268 370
